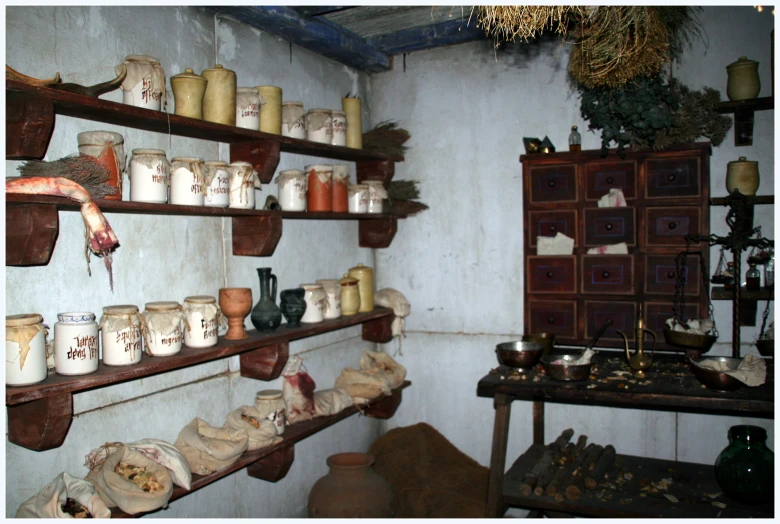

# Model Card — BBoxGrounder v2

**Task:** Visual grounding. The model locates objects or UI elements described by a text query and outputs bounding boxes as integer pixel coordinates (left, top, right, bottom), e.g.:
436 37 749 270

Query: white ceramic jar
348 184 370 213
236 87 261 130
142 301 185 357
306 109 333 144
170 157 206 206
116 55 166 111
300 284 327 324
254 389 287 435
204 160 230 207
282 101 306 139
365 181 387 214
99 305 143 367
331 110 347 147
6 313 48 386
183 295 223 349
54 312 99 376
228 161 260 209
276 169 307 211
129 148 169 203
315 279 342 319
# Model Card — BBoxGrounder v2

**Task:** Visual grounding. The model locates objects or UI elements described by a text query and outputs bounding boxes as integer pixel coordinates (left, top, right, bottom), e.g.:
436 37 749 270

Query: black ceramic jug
250 268 282 332
280 288 307 328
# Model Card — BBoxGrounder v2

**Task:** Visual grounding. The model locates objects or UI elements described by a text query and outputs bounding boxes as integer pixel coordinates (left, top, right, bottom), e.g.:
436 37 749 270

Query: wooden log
545 443 584 497
551 428 575 452
565 444 603 500
533 430 575 496
572 434 588 456
585 444 616 490
518 448 553 496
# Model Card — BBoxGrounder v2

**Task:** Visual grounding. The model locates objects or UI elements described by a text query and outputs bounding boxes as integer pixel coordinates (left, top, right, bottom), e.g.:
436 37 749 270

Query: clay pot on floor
308 452 395 518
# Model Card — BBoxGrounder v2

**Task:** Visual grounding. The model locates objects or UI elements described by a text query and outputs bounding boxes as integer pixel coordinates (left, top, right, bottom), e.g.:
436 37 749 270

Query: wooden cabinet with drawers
522 143 711 350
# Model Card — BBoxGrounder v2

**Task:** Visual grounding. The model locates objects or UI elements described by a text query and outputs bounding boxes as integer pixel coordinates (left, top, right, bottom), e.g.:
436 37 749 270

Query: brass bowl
522 333 556 356
540 351 592 382
495 341 545 370
689 357 744 391
756 339 774 357
664 328 717 352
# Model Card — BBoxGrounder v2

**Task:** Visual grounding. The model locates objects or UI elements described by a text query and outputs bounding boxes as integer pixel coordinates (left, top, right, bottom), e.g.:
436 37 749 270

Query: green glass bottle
714 425 774 504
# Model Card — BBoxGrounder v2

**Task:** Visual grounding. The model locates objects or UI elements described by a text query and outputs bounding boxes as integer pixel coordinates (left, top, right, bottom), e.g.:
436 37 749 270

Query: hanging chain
673 235 718 337
759 300 772 340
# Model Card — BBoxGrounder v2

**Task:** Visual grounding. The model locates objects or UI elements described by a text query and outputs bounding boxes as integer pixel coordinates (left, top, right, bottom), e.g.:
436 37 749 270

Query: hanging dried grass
472 6 583 44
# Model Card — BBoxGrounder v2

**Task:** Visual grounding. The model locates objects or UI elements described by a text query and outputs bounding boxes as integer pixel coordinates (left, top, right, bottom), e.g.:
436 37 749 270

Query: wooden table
476 352 774 518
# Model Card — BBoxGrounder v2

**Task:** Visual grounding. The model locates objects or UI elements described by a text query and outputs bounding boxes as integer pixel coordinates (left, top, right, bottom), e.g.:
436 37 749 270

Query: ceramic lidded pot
339 274 360 316
726 157 759 196
280 288 307 328
171 68 208 119
6 313 48 386
714 425 774 504
201 64 237 126
348 263 374 312
727 56 760 101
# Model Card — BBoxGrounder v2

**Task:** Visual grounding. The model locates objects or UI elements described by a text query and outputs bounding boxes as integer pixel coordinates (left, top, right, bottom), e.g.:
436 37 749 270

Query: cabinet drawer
529 164 578 204
527 300 577 339
644 254 701 296
645 302 700 334
646 157 701 199
584 300 636 341
585 161 636 200
527 256 577 294
645 207 701 247
583 207 636 246
529 210 577 247
581 255 634 294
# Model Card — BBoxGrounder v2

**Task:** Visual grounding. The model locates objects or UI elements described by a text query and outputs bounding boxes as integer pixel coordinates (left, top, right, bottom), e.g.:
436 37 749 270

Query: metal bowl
495 341 545 370
521 333 556 356
664 329 717 352
689 356 744 391
756 339 774 357
540 351 592 382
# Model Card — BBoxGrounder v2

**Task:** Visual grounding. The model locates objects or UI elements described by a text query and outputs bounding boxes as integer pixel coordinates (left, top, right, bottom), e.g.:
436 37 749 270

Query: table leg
486 393 512 518
533 400 544 445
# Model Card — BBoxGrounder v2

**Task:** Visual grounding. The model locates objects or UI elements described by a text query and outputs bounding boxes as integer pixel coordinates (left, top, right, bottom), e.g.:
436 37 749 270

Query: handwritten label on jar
68 334 98 361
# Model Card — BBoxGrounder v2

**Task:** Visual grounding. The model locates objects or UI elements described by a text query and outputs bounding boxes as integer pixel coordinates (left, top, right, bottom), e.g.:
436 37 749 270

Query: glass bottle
714 425 774 505
568 125 581 152
746 262 761 291
765 250 774 289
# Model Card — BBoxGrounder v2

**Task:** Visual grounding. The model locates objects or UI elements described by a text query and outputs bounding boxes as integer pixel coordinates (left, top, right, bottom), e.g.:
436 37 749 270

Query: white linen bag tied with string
374 288 410 355
16 472 111 518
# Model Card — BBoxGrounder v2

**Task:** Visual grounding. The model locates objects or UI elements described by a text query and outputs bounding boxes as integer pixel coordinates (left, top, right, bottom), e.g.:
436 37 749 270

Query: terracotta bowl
219 287 252 340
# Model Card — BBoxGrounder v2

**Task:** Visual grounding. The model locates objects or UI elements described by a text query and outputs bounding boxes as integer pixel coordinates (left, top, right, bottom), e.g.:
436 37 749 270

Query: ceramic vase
280 288 307 328
726 157 759 196
201 64 237 126
219 287 252 340
307 453 395 518
251 268 282 332
714 425 774 504
727 56 761 101
171 68 208 120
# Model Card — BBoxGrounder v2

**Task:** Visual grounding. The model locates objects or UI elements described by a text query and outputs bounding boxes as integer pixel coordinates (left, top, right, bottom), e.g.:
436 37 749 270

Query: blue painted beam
209 6 391 74
368 19 487 56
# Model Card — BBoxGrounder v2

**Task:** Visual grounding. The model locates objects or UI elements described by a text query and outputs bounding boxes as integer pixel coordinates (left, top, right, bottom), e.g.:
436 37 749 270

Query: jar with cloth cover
331 165 350 212
170 157 206 206
77 131 125 200
142 301 186 357
203 160 230 207
282 101 306 138
331 110 347 146
129 148 169 203
228 160 260 209
116 55 166 111
364 181 387 214
306 108 333 144
183 296 225 348
276 169 306 211
305 164 333 212
6 313 48 386
100 305 143 366
235 87 261 130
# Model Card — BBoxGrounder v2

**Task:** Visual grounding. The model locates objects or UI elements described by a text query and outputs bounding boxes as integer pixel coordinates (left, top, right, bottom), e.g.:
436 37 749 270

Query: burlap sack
174 418 249 475
224 406 282 451
282 354 317 424
335 367 392 401
127 438 192 490
16 472 111 518
360 350 407 389
85 443 173 515
313 388 354 417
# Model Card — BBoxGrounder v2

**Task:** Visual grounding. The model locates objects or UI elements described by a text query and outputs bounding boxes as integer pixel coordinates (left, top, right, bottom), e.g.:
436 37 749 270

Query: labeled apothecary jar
116 55 166 111
77 131 125 201
339 274 360 316
170 157 206 206
257 85 283 134
170 68 208 119
100 305 143 367
183 295 225 349
277 169 307 211
236 87 262 130
364 181 387 214
204 160 230 208
348 184 369 214
282 101 306 139
306 164 333 212
129 148 169 203
55 312 99 376
202 64 237 126
300 284 328 324
306 109 333 144
316 279 342 319
348 263 374 313
142 301 186 357
254 389 287 436
6 313 48 386
331 110 347 147
331 165 350 212
228 161 260 209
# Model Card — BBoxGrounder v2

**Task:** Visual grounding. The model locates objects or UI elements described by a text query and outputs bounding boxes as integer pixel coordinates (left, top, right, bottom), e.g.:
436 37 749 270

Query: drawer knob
667 271 676 279
605 223 614 231
602 271 610 278
548 317 556 324
606 176 614 184
668 221 677 230
548 180 556 188
549 225 557 233
546 271 554 278
667 173 676 182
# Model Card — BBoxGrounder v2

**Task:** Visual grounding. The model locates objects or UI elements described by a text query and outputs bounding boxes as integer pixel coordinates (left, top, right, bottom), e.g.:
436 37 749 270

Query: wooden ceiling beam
368 19 487 56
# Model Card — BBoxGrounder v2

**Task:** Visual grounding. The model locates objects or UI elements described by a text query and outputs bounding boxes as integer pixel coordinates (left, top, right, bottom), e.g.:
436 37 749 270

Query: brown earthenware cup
219 287 252 340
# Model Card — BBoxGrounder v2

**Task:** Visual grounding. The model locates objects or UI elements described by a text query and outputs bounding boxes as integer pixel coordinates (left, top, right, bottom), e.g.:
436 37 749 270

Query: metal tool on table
617 303 656 379
541 318 613 381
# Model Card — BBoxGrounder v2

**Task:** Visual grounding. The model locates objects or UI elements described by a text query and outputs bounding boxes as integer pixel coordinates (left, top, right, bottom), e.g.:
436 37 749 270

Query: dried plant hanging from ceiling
472 5 583 43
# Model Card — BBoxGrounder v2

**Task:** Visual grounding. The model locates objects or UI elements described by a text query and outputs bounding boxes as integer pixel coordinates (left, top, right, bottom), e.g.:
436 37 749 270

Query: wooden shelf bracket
230 141 281 184
6 90 55 160
359 216 397 248
239 341 290 381
356 159 395 185
231 215 283 257
6 203 59 266
7 393 73 451
246 446 295 482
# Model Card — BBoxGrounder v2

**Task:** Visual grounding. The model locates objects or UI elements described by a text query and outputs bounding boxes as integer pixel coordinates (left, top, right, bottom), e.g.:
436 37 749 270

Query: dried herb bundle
362 121 410 159
473 6 582 44
18 154 118 199
654 80 732 150
385 180 429 217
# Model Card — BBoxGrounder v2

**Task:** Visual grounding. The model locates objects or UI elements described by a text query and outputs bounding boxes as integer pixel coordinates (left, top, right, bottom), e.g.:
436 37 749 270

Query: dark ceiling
209 6 489 73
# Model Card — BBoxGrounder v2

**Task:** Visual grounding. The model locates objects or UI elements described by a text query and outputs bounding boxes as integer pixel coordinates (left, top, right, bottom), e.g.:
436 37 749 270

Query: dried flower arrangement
385 180 429 217
362 121 410 160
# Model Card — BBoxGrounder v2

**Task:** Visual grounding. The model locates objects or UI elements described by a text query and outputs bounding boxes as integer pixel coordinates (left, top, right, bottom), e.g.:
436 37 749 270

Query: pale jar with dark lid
142 301 186 357
6 313 48 386
171 68 208 119
100 305 143 366
727 56 760 101
726 157 759 196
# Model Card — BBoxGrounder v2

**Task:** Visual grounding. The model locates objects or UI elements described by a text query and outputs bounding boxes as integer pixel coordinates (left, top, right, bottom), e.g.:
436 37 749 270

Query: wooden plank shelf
711 286 774 301
716 96 775 114
710 195 774 206
111 380 411 518
714 97 774 147
6 307 395 451
503 443 773 518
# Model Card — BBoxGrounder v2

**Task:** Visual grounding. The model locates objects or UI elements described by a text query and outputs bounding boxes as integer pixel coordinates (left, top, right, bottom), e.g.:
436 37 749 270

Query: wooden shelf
111 380 411 518
711 286 774 301
716 96 775 114
6 307 395 450
715 97 774 147
710 195 774 206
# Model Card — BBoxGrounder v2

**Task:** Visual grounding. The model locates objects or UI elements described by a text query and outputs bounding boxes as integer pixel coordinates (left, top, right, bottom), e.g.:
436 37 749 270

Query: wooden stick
572 434 588 456
585 445 616 490
551 428 575 452
565 444 603 500
519 449 553 496
533 430 577 496
545 443 587 497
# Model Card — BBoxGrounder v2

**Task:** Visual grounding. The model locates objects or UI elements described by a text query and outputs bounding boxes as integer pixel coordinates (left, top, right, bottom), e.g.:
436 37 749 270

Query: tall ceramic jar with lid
170 68 208 119
170 157 206 206
100 305 143 366
305 164 333 212
364 181 388 214
331 110 347 146
228 161 260 209
348 263 374 312
339 274 361 316
342 97 362 149
254 389 287 436
276 169 307 211
348 184 369 213
116 55 166 110
204 160 230 207
727 57 761 101
257 86 283 134
331 165 350 212
282 101 306 139
316 279 342 319
142 301 186 357
182 296 225 349
129 148 169 203
726 157 759 196
202 64 237 126
306 109 333 144
6 313 48 386
54 312 99 375
236 87 262 130
77 131 125 200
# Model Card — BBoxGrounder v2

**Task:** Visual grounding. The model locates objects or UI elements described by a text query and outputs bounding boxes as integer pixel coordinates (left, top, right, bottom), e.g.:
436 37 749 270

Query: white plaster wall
370 4 774 496
5 6 380 518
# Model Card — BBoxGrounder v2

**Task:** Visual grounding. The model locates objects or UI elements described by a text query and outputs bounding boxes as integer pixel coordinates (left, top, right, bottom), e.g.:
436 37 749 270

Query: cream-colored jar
342 97 362 149
254 389 286 435
282 101 306 139
348 184 369 213
6 313 48 386
316 279 342 319
170 68 208 119
228 161 260 209
204 160 230 207
54 312 99 376
727 56 760 101
183 295 224 349
726 157 760 196
257 85 283 134
202 64 237 126
236 87 262 130
364 180 387 214
142 301 186 357
276 169 307 211
129 148 169 204
339 274 360 316
116 55 166 111
348 263 374 312
170 157 206 206
330 109 347 147
100 305 143 367
300 284 327 324
306 109 333 144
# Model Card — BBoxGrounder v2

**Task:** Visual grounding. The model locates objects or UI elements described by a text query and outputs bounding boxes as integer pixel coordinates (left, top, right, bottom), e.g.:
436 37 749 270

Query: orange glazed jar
331 165 350 212
306 164 333 212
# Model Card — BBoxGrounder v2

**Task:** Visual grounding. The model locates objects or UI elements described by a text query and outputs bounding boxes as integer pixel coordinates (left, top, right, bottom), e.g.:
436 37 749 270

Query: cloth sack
313 388 355 417
174 418 249 476
16 472 111 518
126 438 192 491
85 443 173 515
335 367 391 401
360 350 406 389
224 406 282 451
282 354 317 424
374 288 411 355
